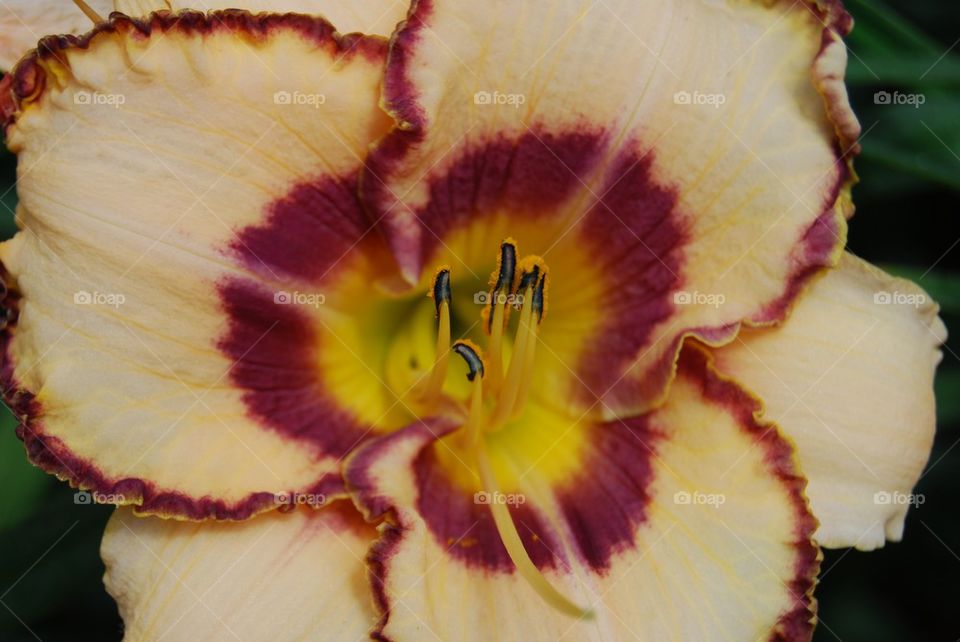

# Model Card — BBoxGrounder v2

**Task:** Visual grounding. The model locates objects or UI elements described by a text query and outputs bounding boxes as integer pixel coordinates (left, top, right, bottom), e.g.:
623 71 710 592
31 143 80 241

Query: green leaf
0 183 18 240
854 87 960 192
847 0 943 52
935 369 960 426
841 1 960 190
846 56 960 89
0 409 51 530
844 0 948 85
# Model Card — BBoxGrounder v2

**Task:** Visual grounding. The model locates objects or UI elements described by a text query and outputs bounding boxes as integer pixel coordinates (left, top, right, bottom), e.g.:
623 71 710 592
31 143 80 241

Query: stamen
484 239 518 390
511 273 547 418
72 0 105 24
475 443 593 620
421 267 452 406
452 339 484 381
490 258 546 429
451 341 592 619
452 340 485 446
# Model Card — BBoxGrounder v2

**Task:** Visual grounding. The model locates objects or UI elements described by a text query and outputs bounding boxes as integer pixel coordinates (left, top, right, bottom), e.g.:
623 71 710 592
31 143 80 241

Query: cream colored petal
1 12 391 518
713 253 946 550
102 503 378 641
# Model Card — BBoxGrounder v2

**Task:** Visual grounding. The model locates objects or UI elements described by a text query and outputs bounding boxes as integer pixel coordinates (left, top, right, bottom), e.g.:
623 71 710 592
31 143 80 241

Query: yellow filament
464 375 484 448
486 297 507 390
489 288 534 429
475 444 594 619
510 320 540 420
421 301 451 406
72 0 104 24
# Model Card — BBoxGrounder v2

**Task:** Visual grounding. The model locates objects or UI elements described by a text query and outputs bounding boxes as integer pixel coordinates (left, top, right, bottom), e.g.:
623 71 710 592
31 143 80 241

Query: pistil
452 341 593 620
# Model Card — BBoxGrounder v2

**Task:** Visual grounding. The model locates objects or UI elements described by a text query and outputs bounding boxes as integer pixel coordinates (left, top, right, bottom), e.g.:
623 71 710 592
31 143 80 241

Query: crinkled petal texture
347 348 819 641
0 12 396 519
0 0 409 71
0 0 112 70
713 254 946 550
365 0 859 418
114 0 409 38
102 502 378 640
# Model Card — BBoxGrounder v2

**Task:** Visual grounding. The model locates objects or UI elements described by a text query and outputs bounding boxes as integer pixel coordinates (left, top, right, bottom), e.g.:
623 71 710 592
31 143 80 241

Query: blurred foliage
0 0 958 640
843 0 960 192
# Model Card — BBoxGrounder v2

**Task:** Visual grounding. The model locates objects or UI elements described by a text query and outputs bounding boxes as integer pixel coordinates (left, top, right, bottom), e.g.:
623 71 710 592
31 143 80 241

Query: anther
452 340 485 381
484 239 518 389
432 268 451 317
531 274 547 323
486 239 518 332
421 267 453 406
517 265 540 295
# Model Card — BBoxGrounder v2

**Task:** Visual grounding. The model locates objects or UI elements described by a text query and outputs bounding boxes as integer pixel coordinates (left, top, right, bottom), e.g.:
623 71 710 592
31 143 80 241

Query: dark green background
0 0 958 639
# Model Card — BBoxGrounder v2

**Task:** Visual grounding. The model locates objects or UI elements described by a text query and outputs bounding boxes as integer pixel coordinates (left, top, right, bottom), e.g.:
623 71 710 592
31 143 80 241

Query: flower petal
114 0 409 38
0 1 110 70
1 12 393 519
712 253 946 550
365 0 859 417
346 347 819 641
102 502 378 640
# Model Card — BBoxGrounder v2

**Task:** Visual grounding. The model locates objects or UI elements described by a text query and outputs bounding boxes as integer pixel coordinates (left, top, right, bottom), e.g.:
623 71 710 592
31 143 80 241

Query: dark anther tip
518 265 540 293
453 341 485 381
432 268 451 316
494 240 518 295
532 274 547 322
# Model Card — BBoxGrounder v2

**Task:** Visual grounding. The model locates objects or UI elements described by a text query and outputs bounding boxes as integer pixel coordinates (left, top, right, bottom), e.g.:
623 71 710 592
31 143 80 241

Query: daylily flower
0 1 946 640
